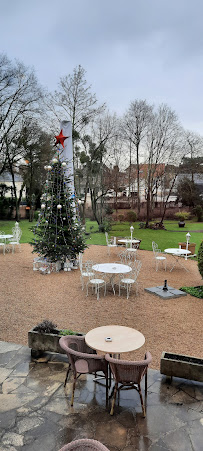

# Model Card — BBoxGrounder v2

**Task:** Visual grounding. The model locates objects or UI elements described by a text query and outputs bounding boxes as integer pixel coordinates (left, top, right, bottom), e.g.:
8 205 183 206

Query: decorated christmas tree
31 132 85 267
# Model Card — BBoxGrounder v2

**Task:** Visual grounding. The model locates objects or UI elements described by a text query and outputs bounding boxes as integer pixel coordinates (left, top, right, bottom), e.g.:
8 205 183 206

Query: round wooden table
85 325 145 355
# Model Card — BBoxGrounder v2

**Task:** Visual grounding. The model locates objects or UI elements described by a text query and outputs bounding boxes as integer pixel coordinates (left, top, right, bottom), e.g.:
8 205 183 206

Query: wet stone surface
0 340 202 450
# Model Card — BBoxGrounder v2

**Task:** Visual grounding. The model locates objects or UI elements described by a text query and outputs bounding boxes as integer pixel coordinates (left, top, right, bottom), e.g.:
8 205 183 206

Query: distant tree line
0 54 203 224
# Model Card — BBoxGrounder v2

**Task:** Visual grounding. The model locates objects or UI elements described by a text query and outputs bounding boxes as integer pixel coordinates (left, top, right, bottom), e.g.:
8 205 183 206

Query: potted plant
174 211 190 228
28 320 83 357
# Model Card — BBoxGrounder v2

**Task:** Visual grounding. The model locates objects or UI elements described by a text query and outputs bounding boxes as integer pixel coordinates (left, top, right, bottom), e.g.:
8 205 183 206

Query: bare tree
75 112 118 225
48 65 105 141
107 131 125 218
122 100 153 215
183 130 203 182
0 54 43 172
144 104 183 227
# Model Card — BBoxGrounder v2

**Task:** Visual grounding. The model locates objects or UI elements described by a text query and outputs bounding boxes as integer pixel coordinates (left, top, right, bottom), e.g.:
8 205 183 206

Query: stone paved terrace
0 341 202 451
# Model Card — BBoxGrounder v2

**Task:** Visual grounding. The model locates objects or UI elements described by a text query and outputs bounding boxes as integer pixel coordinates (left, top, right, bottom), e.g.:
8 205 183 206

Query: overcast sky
1 0 203 134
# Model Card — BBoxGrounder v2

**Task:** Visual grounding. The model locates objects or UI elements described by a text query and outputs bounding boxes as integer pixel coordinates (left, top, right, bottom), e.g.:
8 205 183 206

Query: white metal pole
60 120 74 199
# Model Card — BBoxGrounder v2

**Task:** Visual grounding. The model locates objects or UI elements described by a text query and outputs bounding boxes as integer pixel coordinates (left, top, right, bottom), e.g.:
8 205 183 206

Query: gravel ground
0 244 202 369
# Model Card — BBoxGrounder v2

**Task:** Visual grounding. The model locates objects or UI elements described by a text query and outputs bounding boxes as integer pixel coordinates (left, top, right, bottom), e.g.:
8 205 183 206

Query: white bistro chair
152 241 166 271
79 258 95 290
119 260 142 299
0 231 6 255
86 270 107 301
9 224 22 253
105 232 117 256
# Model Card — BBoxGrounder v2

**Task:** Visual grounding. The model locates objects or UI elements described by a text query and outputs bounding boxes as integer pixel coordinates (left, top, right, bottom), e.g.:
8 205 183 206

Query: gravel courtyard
0 244 202 369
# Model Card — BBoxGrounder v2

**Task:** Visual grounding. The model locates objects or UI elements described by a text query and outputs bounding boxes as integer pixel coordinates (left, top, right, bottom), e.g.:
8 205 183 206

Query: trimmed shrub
125 210 137 223
174 211 190 221
33 319 57 334
98 219 111 233
105 205 114 215
195 205 203 222
198 241 203 279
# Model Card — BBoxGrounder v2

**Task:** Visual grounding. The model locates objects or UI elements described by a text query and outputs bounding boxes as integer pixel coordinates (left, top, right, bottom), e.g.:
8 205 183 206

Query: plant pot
178 221 185 228
178 242 196 255
160 351 203 382
28 328 84 357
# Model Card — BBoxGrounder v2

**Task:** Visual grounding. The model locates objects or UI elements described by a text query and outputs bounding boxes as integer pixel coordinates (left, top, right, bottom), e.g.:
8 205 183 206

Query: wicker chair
59 336 109 407
105 352 152 417
58 439 109 450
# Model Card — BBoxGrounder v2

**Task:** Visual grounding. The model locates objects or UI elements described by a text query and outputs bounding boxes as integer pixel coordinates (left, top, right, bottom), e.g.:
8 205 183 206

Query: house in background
0 171 26 198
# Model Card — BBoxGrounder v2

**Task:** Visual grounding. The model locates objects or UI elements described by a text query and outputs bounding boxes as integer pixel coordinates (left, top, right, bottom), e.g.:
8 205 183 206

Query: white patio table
92 263 132 295
164 248 191 272
0 234 13 253
118 239 140 249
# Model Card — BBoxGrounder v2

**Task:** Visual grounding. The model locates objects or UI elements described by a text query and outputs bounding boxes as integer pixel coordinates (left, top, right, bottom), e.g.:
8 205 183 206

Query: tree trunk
159 175 177 225
136 143 140 215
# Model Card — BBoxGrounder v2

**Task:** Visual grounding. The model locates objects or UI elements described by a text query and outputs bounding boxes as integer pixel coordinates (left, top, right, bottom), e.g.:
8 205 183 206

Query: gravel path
0 244 202 369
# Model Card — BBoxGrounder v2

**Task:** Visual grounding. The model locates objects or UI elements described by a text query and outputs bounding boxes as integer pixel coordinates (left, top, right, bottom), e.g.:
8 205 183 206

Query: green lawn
85 219 203 254
0 218 202 253
0 220 37 243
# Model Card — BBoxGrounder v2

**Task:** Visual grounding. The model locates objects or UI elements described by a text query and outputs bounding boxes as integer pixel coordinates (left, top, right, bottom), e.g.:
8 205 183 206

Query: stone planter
178 221 185 228
178 242 196 255
160 351 203 382
28 328 84 357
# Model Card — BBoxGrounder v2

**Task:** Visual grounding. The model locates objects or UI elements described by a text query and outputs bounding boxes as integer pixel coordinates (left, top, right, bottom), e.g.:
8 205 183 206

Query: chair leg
110 382 118 415
119 282 121 296
145 371 148 407
138 383 146 417
97 285 99 301
71 377 76 406
105 376 108 408
64 363 71 387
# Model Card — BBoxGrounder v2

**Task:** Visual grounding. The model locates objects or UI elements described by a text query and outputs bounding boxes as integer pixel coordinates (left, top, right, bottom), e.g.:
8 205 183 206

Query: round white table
85 325 145 355
118 239 140 248
0 234 13 240
92 263 132 294
164 248 191 272
0 234 13 253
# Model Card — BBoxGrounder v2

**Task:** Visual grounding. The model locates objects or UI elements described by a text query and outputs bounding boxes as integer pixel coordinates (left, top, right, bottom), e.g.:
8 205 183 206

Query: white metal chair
9 224 22 253
80 259 94 290
118 250 128 263
86 270 107 301
105 232 117 256
119 260 142 299
0 231 6 255
152 241 166 271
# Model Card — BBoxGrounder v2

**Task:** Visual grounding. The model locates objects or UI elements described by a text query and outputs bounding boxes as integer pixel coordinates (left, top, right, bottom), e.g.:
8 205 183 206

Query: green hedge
197 240 203 278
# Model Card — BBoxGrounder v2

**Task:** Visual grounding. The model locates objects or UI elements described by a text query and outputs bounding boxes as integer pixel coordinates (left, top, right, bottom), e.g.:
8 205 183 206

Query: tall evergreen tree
31 157 85 263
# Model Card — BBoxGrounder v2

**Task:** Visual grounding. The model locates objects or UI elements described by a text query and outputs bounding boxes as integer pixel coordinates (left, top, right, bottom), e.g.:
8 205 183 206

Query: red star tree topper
55 130 69 148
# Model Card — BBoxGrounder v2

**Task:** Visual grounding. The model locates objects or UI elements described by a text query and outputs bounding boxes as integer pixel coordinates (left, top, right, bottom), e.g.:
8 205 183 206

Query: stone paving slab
0 341 202 450
145 285 187 299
